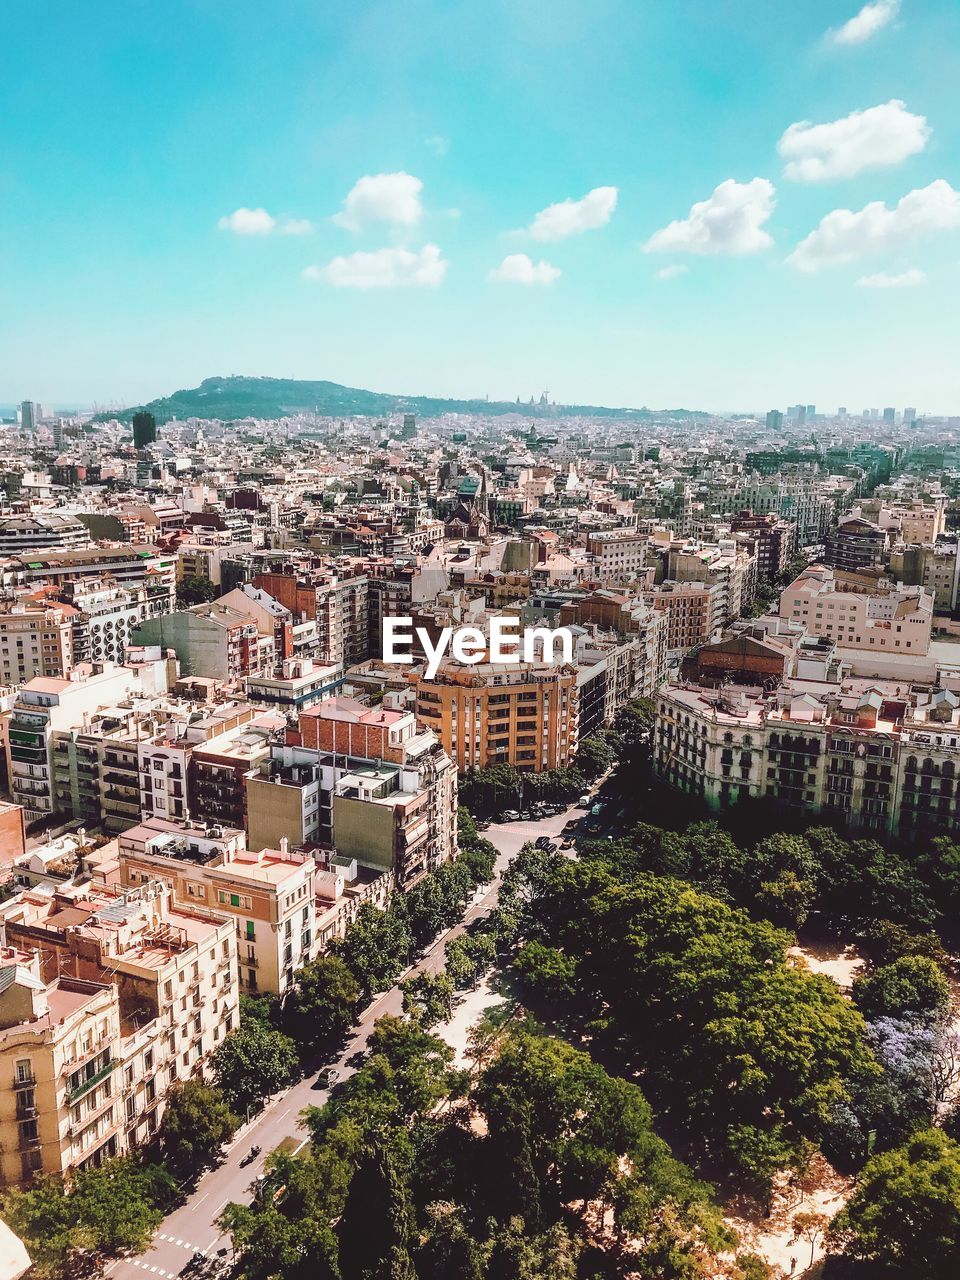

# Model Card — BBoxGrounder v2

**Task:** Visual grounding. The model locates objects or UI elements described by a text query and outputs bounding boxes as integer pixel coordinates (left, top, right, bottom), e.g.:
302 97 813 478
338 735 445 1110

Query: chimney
279 836 289 857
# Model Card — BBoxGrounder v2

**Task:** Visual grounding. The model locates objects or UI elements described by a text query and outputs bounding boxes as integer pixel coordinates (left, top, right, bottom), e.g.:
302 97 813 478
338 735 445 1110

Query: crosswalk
122 1232 215 1277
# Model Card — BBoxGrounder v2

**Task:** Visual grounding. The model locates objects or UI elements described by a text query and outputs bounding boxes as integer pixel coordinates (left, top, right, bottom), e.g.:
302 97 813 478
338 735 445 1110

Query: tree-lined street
108 806 583 1280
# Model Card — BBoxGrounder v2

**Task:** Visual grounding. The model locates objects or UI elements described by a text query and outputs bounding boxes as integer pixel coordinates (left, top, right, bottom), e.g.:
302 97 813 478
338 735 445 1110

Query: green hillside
94 374 704 424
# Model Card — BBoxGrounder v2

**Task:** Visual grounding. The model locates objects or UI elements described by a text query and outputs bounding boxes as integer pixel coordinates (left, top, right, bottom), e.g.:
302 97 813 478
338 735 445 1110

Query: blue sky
2 0 959 412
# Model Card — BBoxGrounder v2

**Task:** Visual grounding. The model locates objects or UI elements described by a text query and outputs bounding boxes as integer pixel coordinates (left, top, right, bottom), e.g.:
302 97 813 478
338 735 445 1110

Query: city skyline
2 0 960 410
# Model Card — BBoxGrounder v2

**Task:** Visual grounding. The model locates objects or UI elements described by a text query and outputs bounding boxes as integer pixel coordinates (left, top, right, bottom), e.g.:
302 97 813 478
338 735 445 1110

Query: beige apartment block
0 949 120 1186
0 880 238 1185
116 818 316 994
780 564 933 656
0 603 74 686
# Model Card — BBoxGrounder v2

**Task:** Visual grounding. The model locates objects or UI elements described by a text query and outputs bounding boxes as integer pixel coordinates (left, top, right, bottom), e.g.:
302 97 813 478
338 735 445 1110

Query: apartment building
0 602 74 685
414 659 578 772
666 538 757 627
641 580 723 660
653 668 960 840
116 819 316 994
133 603 271 681
252 566 372 669
585 529 648 583
137 703 262 826
0 949 120 1186
246 658 342 713
0 880 238 1185
729 511 794 582
247 706 457 889
823 517 887 576
780 564 934 656
189 717 279 831
5 663 166 824
55 577 153 667
13 546 177 617
0 514 91 555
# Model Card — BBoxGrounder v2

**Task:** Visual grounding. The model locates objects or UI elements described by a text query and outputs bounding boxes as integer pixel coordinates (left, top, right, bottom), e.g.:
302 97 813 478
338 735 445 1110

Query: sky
2 0 959 413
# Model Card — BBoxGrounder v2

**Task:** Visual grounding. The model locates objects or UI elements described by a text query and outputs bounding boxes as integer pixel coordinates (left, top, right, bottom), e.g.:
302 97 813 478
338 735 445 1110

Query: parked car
534 836 556 850
578 794 591 807
502 809 521 821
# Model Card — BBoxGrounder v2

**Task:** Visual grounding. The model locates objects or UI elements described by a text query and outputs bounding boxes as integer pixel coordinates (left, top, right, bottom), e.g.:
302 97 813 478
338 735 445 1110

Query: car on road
314 1066 339 1089
578 793 591 807
534 836 557 851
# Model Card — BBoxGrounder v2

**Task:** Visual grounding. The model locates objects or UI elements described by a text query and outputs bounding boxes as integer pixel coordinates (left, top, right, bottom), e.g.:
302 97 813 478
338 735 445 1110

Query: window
15 1059 33 1084
246 920 255 941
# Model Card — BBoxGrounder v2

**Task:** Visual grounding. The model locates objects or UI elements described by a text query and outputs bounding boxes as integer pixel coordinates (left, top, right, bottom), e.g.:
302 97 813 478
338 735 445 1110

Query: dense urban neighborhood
0 390 958 1277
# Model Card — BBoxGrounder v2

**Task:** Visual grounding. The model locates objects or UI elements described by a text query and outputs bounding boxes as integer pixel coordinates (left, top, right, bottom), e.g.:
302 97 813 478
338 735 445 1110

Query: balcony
13 1072 36 1089
68 1058 115 1102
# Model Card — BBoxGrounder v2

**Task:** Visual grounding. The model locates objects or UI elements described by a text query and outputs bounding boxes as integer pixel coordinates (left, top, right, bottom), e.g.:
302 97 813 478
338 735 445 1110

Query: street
109 804 583 1279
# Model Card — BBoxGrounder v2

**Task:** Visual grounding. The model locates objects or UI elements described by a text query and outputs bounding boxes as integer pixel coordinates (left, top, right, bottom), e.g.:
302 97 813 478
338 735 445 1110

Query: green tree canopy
830 1128 960 1277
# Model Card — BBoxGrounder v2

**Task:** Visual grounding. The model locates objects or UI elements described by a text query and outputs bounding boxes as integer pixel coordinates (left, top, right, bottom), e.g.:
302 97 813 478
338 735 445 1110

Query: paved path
109 805 582 1279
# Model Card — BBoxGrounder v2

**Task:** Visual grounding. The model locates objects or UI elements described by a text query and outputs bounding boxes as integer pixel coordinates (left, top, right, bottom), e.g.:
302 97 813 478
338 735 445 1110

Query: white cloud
856 268 927 288
489 254 560 285
217 208 312 236
424 134 450 157
527 186 618 241
217 207 277 235
279 218 314 235
654 265 689 280
789 180 960 272
779 100 929 183
644 178 776 256
333 172 423 231
829 0 899 46
304 243 447 289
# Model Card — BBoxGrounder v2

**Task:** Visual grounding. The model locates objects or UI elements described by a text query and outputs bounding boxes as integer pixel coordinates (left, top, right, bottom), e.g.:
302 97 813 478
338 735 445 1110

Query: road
110 804 582 1280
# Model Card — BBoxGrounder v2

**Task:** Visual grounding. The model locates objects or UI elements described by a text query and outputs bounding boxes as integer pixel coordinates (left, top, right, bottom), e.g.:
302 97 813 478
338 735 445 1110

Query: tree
853 955 951 1026
212 1018 298 1114
791 1210 829 1270
574 734 615 781
159 1080 238 1182
330 902 413 1000
337 1139 418 1280
176 575 217 606
0 1175 83 1280
415 1203 483 1280
512 941 577 1003
284 954 360 1053
445 932 496 990
72 1159 175 1256
830 1128 960 1277
401 970 456 1028
0 1159 176 1278
509 863 878 1191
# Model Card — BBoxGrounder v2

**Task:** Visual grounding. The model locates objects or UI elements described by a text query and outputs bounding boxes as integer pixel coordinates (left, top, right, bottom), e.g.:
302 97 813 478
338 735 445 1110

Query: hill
93 375 704 424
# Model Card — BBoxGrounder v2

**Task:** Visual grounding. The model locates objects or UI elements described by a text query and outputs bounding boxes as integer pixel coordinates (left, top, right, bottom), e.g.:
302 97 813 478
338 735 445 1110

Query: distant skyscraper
765 409 783 431
796 405 806 425
838 407 847 417
806 404 816 418
903 407 917 423
19 400 36 432
882 407 896 424
132 410 158 448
